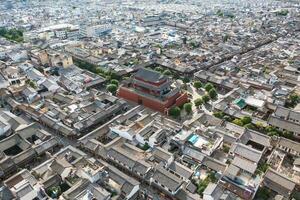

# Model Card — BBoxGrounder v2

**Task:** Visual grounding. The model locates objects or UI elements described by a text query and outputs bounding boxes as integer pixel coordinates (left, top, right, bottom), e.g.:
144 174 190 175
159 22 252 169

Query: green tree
154 67 163 72
290 93 300 102
194 98 203 107
286 93 300 108
267 131 279 137
105 71 119 80
110 79 119 86
223 115 233 122
213 111 225 119
207 172 217 183
106 75 112 81
282 130 293 139
216 9 224 17
204 83 214 92
29 81 36 88
265 125 276 133
48 186 62 198
208 88 218 99
106 84 118 94
255 187 271 200
163 69 172 76
276 9 289 16
232 119 244 126
196 172 217 196
95 67 104 75
169 106 181 118
241 116 252 125
193 81 202 89
256 163 269 175
182 77 190 84
202 95 210 103
223 145 230 153
0 28 24 43
244 123 255 130
141 143 150 151
184 103 192 114
255 122 265 131
197 178 210 196
26 80 37 89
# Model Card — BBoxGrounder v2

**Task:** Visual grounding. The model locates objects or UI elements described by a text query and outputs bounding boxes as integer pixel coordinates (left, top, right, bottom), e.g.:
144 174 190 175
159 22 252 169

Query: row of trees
213 111 294 139
194 81 218 99
74 58 119 81
168 82 219 119
0 28 24 43
154 67 172 76
169 102 192 118
74 58 122 95
193 82 218 108
276 9 289 16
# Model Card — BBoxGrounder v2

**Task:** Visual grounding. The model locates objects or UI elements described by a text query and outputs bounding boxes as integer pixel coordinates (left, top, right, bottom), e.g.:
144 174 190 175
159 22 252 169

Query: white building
80 24 112 38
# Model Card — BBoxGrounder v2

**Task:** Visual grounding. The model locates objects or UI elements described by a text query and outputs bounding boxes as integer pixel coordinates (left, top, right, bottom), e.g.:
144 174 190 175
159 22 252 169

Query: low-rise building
263 168 296 198
268 106 300 138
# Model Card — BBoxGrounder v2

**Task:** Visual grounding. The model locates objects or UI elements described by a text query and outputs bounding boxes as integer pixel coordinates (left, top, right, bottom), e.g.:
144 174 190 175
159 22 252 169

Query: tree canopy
0 28 24 43
241 116 252 125
169 106 181 118
208 88 218 99
193 81 202 89
106 84 118 94
110 79 119 86
184 103 192 114
182 77 190 83
204 83 214 92
194 98 203 107
202 95 210 103
163 69 172 76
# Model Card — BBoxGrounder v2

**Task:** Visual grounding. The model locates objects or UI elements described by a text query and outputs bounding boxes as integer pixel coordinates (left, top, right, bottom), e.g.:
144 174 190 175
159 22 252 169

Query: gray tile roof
152 163 183 192
135 68 166 83
268 115 300 134
168 161 194 179
264 168 296 197
239 129 271 148
107 147 136 168
107 164 140 195
274 106 290 118
182 146 206 162
152 147 173 163
232 156 257 174
202 156 227 173
133 159 152 176
231 143 262 163
277 137 300 153
225 164 240 177
203 183 223 199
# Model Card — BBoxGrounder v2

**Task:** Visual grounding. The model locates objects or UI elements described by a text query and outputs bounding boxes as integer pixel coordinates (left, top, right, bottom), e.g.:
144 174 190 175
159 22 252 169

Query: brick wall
118 87 188 113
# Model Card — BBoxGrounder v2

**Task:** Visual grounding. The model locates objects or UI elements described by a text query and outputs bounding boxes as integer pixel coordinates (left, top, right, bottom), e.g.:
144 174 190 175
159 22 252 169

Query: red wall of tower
118 87 188 113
